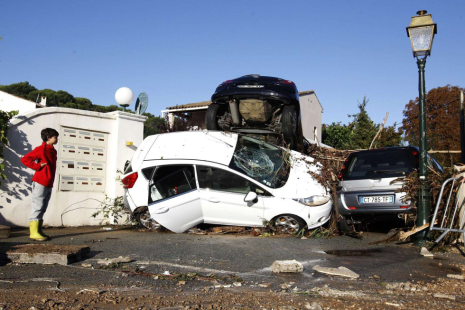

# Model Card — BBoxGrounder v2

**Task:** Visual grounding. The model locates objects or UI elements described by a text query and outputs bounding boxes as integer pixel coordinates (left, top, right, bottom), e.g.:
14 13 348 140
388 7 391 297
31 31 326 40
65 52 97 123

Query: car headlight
294 195 331 207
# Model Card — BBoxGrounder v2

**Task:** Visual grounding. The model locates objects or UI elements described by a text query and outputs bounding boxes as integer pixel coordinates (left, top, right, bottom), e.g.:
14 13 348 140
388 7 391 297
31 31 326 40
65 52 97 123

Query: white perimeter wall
300 93 323 142
0 107 146 227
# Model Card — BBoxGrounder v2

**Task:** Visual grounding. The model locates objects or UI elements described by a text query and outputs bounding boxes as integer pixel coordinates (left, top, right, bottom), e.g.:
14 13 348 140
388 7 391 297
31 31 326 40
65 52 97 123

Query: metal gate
429 176 465 244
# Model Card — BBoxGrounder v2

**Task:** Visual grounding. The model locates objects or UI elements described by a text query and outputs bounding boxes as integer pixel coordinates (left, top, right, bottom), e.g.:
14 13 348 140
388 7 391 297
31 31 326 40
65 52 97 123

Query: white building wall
0 107 146 227
0 90 37 115
299 93 323 142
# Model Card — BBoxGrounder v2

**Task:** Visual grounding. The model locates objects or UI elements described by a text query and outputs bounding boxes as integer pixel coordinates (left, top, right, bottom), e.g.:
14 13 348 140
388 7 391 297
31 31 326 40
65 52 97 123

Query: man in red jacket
21 128 59 241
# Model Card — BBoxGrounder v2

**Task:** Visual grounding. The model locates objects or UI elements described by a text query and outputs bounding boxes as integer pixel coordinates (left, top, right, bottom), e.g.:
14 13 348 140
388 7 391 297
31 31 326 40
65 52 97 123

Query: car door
196 165 265 226
148 165 203 233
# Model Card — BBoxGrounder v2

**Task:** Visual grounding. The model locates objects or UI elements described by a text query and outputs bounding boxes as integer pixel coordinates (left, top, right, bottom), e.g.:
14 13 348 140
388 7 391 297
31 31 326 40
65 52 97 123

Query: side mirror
244 192 258 203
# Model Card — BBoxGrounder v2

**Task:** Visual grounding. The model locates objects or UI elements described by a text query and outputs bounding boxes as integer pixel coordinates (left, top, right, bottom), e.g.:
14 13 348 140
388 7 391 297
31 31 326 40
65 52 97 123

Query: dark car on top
206 74 304 151
337 146 443 231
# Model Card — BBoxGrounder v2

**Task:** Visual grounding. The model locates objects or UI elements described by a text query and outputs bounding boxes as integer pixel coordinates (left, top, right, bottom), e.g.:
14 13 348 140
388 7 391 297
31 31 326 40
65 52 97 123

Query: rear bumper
337 191 412 215
123 190 138 213
212 88 298 105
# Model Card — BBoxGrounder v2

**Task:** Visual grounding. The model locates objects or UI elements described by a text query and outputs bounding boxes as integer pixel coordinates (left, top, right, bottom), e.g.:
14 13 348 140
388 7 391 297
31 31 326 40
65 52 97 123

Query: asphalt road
1 225 463 289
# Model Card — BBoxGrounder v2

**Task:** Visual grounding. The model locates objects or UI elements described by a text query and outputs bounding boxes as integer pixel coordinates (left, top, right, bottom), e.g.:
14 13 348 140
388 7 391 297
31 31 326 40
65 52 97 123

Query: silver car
337 146 442 231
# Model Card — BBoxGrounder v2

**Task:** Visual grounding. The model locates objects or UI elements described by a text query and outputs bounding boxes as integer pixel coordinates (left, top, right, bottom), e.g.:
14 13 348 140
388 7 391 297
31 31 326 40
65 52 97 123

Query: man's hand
40 163 47 168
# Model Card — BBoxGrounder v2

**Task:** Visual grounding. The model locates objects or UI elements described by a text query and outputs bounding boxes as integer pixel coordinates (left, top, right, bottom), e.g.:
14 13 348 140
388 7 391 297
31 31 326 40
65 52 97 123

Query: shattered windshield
229 136 290 188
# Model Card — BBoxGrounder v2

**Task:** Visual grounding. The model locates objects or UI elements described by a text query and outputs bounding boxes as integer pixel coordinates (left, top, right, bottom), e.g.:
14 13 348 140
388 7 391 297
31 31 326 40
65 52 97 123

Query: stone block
271 260 303 273
6 244 90 265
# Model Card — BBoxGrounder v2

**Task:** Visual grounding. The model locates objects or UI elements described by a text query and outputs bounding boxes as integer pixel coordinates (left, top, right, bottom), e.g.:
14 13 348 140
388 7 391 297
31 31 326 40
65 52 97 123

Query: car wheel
135 209 161 230
273 214 306 234
206 103 228 130
281 105 297 149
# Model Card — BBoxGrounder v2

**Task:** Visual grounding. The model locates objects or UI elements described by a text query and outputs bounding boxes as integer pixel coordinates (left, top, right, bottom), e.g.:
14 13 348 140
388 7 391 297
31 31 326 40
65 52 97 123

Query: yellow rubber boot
38 220 50 240
29 221 47 241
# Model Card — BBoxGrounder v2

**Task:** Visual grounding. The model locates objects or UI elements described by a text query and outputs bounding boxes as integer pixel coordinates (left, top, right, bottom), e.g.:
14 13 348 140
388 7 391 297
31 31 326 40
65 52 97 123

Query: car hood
271 151 328 199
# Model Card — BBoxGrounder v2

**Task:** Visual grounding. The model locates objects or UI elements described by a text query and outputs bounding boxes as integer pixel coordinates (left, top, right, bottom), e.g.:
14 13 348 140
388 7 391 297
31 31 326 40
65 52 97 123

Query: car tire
273 214 306 235
281 105 297 149
135 209 161 230
206 103 227 130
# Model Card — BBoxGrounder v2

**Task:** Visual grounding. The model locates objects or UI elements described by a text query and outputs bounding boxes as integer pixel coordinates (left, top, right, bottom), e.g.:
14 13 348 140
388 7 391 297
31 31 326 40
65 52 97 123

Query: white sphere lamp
115 87 134 111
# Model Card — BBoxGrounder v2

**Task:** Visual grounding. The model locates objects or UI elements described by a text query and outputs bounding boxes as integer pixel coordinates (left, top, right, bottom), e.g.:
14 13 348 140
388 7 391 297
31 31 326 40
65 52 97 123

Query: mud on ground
0 261 464 309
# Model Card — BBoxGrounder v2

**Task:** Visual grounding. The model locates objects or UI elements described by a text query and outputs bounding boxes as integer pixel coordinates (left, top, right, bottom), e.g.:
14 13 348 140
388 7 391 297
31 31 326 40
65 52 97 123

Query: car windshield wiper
374 170 405 174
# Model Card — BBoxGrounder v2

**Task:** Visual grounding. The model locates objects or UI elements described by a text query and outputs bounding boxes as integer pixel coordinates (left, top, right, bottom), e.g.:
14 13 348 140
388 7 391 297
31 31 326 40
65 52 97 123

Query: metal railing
429 176 465 244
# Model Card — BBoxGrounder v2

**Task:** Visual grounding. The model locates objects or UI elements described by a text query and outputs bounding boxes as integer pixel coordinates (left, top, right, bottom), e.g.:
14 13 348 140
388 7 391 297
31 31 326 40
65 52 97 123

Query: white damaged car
122 131 331 234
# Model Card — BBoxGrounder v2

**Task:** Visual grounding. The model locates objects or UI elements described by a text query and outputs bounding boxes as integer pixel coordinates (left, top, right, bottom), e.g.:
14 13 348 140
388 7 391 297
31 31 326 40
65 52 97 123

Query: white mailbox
61 144 77 158
91 162 105 176
59 175 75 191
91 147 106 162
90 177 105 191
91 132 107 146
60 160 75 175
76 161 91 175
75 176 90 191
79 131 92 144
59 127 108 192
77 146 91 160
62 128 79 144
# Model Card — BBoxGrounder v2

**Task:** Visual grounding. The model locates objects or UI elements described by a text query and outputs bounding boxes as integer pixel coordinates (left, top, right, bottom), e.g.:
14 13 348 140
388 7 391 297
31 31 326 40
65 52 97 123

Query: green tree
346 96 378 150
0 82 37 99
322 122 351 149
0 110 19 185
143 113 166 138
75 97 93 110
373 122 403 148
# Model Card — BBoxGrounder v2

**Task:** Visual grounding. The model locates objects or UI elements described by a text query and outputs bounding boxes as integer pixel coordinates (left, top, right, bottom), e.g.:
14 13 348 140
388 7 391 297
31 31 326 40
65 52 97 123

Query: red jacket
21 142 57 188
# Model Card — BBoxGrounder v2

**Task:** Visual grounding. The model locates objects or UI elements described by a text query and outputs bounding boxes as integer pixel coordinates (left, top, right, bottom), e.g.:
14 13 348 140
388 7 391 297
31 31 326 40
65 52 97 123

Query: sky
1 0 464 127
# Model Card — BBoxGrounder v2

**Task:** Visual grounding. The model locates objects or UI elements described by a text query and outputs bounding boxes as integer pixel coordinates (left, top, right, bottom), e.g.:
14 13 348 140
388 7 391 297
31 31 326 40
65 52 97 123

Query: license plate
237 85 264 88
359 195 394 204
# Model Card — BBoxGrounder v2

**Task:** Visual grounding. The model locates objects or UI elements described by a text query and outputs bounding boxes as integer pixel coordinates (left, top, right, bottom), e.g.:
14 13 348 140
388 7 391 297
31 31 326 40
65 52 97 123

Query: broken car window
196 166 251 194
229 136 290 188
149 165 196 203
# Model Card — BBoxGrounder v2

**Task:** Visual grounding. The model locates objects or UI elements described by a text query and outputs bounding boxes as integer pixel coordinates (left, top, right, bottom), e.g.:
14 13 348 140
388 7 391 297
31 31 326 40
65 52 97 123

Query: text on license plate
237 85 264 88
359 196 394 204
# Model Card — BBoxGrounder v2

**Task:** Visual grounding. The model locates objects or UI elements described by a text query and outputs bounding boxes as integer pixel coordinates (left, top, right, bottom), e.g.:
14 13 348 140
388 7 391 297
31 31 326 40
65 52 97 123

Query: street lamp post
406 10 437 245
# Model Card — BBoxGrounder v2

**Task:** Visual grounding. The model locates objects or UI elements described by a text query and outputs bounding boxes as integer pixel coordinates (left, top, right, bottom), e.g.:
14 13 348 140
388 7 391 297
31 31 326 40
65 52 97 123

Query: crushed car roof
144 131 238 166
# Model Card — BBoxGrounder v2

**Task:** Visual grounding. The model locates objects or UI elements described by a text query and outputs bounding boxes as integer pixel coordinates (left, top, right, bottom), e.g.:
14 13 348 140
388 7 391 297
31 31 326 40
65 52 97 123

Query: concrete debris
420 247 434 258
163 271 171 276
214 284 232 288
258 283 271 288
0 225 11 239
187 228 207 235
81 263 92 268
76 288 105 295
97 256 132 265
271 260 303 273
313 265 359 279
6 244 90 266
233 282 242 287
385 282 428 292
305 302 323 310
433 293 456 301
385 302 400 307
447 274 465 280
313 285 366 298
